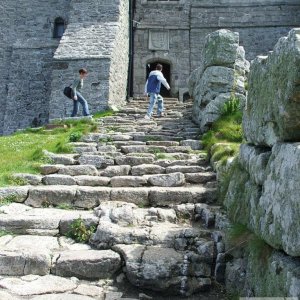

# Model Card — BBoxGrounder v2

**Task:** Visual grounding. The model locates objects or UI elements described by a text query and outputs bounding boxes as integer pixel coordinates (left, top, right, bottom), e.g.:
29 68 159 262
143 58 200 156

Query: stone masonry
133 0 300 98
0 0 129 135
49 0 129 119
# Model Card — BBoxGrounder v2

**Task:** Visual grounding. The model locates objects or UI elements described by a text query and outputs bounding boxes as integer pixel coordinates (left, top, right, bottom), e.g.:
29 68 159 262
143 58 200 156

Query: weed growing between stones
57 203 74 210
99 137 113 144
0 194 18 206
67 217 96 243
221 97 240 116
93 110 115 119
69 131 82 142
202 100 243 167
5 174 28 186
144 136 163 142
227 223 272 265
0 230 13 237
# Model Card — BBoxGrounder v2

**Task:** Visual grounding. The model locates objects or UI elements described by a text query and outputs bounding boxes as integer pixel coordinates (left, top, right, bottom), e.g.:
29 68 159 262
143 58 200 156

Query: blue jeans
146 93 164 117
71 92 90 117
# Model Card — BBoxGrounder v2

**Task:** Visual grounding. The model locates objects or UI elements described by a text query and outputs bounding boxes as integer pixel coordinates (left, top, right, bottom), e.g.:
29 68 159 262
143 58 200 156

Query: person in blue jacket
144 64 170 119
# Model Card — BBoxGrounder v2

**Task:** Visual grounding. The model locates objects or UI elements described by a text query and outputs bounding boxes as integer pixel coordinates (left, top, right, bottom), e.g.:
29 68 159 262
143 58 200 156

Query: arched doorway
146 61 171 97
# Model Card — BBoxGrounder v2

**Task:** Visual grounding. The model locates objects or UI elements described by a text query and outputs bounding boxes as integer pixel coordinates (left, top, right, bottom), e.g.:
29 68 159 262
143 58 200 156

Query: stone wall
223 28 300 297
0 0 129 133
0 0 71 135
49 0 129 119
133 0 300 97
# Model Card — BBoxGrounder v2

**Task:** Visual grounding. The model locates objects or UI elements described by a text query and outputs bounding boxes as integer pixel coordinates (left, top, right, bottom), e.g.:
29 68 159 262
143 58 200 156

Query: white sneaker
144 115 150 119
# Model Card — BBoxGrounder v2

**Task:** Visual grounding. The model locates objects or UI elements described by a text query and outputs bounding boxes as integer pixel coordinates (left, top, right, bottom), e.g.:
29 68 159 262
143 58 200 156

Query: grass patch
0 111 111 187
0 195 17 206
0 230 13 237
57 203 74 210
67 217 96 243
93 110 115 119
227 223 272 265
144 136 163 142
202 98 243 163
99 137 113 144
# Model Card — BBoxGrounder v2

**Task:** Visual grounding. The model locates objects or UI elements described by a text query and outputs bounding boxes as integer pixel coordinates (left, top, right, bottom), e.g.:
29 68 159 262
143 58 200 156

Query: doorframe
145 57 173 97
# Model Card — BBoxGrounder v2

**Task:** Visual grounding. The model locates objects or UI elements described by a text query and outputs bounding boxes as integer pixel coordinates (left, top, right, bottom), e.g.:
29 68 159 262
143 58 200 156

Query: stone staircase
0 98 227 299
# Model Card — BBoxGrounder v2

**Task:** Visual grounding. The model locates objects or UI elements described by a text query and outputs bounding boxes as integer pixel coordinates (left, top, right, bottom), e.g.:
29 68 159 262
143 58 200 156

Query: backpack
63 86 73 99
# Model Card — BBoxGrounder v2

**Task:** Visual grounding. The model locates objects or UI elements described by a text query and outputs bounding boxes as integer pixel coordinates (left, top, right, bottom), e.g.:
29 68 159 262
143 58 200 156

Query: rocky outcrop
189 29 249 132
243 28 300 147
225 143 300 257
223 28 300 297
226 248 300 297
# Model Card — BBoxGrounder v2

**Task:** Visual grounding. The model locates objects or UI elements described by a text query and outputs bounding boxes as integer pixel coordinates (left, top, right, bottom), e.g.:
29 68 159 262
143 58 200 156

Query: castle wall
133 0 300 97
49 0 129 119
0 0 71 134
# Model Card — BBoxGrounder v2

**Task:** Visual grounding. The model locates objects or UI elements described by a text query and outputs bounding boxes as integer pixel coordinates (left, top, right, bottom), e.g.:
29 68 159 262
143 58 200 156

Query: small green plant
6 175 27 186
0 194 17 206
89 124 98 132
93 110 115 119
221 97 240 116
57 203 73 210
67 217 96 243
106 126 119 132
69 131 82 142
99 137 113 144
55 141 73 153
227 223 272 265
0 230 13 237
144 136 162 142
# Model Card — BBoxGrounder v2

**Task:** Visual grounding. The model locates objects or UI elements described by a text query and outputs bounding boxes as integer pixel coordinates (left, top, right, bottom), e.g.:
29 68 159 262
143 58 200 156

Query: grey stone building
132 0 300 98
0 0 299 134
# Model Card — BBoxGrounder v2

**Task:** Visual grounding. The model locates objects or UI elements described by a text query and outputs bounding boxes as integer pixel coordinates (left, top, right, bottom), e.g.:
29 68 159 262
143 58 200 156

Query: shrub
0 194 18 206
221 97 240 116
69 131 82 142
67 217 96 243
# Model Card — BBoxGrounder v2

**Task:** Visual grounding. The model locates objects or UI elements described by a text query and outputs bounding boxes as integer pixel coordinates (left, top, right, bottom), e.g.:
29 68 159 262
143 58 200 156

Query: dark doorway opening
146 62 171 97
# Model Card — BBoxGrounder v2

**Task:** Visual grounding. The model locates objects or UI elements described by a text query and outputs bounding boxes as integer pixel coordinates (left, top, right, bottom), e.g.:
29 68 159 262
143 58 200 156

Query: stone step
120 145 192 154
0 274 108 299
0 234 121 279
0 185 217 209
13 169 215 189
0 203 98 236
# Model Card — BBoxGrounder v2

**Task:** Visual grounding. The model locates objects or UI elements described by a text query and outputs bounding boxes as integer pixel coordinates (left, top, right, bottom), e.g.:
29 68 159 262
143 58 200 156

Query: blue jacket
145 70 170 94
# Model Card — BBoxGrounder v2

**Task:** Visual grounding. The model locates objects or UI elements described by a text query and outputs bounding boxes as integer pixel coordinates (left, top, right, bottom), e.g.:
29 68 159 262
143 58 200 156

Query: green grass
0 112 112 187
227 223 272 265
93 110 115 119
0 194 18 206
57 203 74 210
202 109 243 162
0 230 13 237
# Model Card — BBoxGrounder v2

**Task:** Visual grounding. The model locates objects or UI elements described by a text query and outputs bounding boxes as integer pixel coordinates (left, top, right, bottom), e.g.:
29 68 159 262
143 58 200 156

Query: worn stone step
112 244 212 296
110 173 186 188
0 235 121 279
0 274 107 299
0 186 217 209
133 135 183 142
0 203 98 236
92 221 211 249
